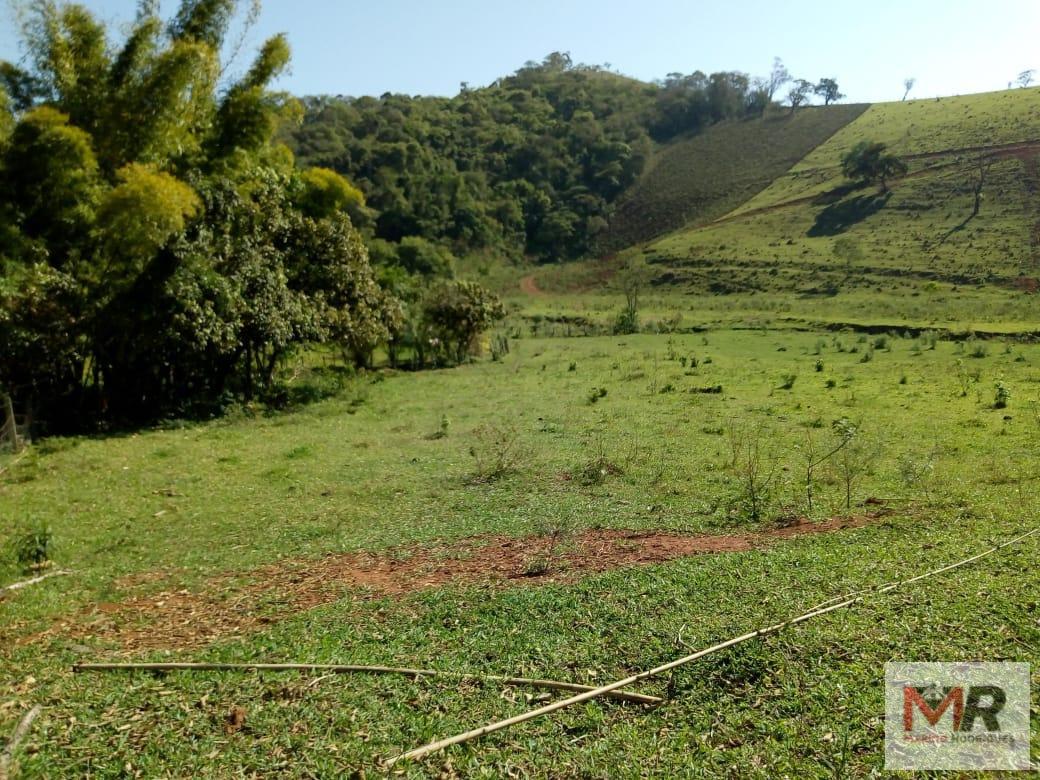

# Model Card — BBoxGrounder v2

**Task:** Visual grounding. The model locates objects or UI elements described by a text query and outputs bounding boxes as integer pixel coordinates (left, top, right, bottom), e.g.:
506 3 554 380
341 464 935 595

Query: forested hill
284 54 819 262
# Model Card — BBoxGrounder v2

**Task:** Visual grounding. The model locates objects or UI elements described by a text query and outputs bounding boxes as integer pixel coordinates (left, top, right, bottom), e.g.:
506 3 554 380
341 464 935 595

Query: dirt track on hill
519 274 543 295
30 514 888 653
706 139 1040 229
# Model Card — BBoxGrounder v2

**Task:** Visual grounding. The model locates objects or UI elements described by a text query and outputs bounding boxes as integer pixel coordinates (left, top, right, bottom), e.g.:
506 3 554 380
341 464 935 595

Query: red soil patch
37 515 882 653
518 274 544 296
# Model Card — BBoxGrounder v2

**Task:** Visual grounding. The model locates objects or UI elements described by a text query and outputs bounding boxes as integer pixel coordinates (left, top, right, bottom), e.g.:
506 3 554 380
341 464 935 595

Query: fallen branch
388 525 1040 765
0 450 29 479
0 570 71 598
0 705 42 780
72 663 661 706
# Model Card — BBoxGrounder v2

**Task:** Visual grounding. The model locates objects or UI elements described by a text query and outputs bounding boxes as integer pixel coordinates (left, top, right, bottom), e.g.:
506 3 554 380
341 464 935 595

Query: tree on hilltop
814 78 844 105
786 79 813 111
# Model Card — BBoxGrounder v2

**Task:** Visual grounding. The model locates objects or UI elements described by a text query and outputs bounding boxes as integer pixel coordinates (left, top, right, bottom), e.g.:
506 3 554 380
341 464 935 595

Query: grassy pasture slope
619 88 1040 332
2 331 1039 775
596 104 868 253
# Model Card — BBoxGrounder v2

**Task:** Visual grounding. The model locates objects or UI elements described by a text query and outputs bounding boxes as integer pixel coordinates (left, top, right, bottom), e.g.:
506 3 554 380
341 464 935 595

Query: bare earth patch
36 515 883 653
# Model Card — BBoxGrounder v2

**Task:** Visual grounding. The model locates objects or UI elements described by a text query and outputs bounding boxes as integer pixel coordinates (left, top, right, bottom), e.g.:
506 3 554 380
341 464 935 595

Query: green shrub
468 423 526 482
968 339 989 358
994 381 1010 409
12 524 53 572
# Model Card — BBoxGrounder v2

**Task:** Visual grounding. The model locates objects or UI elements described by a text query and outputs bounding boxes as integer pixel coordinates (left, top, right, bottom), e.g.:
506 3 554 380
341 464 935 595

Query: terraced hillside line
25 515 884 653
777 138 1040 181
596 104 869 253
699 139 1040 231
1019 150 1040 270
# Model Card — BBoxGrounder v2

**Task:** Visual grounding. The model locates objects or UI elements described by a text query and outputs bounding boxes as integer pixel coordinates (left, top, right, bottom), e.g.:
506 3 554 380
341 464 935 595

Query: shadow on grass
811 181 868 206
808 191 891 237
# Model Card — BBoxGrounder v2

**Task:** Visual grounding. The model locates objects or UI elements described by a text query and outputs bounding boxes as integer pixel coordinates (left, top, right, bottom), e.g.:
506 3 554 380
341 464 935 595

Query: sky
1 0 1038 103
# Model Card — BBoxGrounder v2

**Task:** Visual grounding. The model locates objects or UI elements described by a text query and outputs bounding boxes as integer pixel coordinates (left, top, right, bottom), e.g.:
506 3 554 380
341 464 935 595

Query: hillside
631 88 1040 320
286 57 828 263
596 103 869 253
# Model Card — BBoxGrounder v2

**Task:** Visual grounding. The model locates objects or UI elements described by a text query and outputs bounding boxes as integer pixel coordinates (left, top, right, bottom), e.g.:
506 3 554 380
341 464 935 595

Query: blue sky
2 0 1038 103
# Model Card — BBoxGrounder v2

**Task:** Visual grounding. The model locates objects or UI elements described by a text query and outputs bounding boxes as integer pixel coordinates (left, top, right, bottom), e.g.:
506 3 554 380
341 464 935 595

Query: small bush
490 333 510 362
779 373 797 390
576 457 624 486
521 554 552 576
613 307 639 335
587 387 608 404
814 359 824 372
12 524 53 572
468 423 526 482
994 381 1010 409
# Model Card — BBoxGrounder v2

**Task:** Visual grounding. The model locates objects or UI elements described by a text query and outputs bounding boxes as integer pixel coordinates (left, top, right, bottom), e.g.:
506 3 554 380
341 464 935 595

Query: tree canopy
0 0 418 428
840 141 908 191
284 54 798 263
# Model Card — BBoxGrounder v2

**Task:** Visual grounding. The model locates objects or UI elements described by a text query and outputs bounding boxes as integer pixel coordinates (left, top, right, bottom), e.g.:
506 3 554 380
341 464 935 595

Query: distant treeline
285 53 806 262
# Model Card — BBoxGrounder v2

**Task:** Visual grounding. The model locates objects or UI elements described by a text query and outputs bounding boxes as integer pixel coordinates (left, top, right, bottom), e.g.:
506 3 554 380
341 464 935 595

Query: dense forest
0 0 501 430
286 55 799 262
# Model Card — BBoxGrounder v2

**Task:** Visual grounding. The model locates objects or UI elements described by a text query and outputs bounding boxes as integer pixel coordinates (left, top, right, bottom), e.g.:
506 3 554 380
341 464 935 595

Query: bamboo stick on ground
0 570 70 598
72 663 661 706
0 705 42 780
387 525 1040 765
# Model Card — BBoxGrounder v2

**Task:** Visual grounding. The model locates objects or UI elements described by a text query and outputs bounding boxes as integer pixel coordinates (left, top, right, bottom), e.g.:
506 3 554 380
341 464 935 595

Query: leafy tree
814 78 844 105
1017 69 1035 88
1 106 100 260
420 280 504 364
0 0 405 428
902 77 916 101
296 166 372 229
94 163 201 290
786 79 814 111
840 141 908 191
0 84 13 142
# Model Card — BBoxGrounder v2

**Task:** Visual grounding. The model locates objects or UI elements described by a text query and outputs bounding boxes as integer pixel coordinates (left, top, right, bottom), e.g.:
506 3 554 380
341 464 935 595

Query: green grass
2 329 1039 776
576 88 1040 335
596 104 869 253
734 87 1040 213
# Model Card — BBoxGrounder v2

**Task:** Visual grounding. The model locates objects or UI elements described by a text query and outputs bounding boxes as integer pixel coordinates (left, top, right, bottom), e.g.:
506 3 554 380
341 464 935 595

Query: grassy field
4 86 1040 780
2 328 1039 776
732 88 1040 214
566 89 1040 336
595 104 868 253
